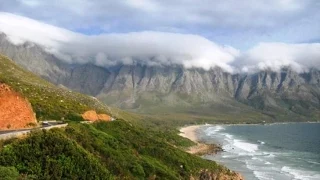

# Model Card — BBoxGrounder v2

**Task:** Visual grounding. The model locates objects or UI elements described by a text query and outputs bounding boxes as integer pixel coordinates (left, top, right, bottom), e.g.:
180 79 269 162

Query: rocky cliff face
1 33 319 120
95 65 320 118
0 33 108 96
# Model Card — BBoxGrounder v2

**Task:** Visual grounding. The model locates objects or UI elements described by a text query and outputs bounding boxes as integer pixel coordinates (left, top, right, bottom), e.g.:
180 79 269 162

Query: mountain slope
0 54 112 121
1 33 320 122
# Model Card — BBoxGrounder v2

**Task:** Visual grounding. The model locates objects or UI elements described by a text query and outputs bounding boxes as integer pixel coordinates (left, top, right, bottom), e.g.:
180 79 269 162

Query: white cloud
0 12 238 72
0 12 77 47
236 43 320 72
19 0 41 7
125 0 159 12
1 0 319 50
0 12 319 73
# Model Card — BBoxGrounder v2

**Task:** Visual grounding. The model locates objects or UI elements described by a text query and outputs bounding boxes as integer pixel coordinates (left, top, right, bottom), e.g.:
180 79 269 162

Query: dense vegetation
0 121 234 179
0 128 112 179
0 166 19 180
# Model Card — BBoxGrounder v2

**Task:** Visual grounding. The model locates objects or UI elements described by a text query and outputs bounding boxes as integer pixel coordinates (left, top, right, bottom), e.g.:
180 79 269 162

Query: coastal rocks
81 110 111 122
0 83 37 130
185 141 224 155
191 143 224 156
180 126 243 180
191 169 243 180
180 125 223 155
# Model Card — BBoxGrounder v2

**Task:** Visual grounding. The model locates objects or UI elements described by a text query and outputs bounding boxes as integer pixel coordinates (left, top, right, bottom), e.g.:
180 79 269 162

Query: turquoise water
197 123 320 180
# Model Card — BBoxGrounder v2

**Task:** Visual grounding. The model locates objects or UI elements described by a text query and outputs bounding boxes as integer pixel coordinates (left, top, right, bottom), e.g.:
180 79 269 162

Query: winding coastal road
0 123 68 140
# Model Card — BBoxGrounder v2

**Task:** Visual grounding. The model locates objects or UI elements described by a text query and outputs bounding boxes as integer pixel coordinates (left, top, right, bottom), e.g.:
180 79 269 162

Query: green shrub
0 166 19 180
0 121 225 179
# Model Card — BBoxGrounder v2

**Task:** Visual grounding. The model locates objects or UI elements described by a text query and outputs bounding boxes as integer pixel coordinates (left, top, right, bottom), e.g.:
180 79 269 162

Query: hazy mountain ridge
1 33 319 120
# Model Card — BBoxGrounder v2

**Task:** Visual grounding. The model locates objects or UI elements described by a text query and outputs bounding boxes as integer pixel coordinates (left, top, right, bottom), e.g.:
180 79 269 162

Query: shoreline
178 121 320 152
179 125 222 155
179 122 320 180
180 121 320 130
179 125 243 180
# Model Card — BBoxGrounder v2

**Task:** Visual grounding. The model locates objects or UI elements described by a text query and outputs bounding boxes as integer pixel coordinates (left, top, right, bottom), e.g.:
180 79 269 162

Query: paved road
0 123 68 140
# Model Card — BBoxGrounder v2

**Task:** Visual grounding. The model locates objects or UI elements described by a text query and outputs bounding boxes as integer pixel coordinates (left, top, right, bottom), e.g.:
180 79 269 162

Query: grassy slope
107 89 320 126
0 54 112 121
0 121 236 179
102 90 278 126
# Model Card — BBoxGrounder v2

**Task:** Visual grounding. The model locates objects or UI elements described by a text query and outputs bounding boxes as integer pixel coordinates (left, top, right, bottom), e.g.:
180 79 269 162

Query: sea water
197 123 320 180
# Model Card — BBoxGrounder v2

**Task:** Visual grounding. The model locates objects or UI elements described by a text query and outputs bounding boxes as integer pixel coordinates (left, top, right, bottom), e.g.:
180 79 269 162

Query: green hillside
0 121 237 179
0 54 112 121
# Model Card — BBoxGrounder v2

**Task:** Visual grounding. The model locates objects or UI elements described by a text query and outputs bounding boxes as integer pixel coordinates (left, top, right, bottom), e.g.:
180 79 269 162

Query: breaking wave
201 124 320 180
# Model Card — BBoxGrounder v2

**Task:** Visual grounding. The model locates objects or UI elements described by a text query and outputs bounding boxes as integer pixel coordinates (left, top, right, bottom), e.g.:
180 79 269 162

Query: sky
0 0 319 72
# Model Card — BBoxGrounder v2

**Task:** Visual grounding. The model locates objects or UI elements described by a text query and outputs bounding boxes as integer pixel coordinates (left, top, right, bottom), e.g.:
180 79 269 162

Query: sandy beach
179 125 222 155
180 125 244 179
179 125 202 142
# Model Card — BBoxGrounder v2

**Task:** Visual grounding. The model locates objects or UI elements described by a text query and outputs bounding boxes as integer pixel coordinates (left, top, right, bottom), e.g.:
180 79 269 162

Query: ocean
197 122 320 180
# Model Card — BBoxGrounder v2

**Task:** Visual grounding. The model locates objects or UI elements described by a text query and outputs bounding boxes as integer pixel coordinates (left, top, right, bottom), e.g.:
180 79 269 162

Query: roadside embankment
0 83 37 130
0 123 68 140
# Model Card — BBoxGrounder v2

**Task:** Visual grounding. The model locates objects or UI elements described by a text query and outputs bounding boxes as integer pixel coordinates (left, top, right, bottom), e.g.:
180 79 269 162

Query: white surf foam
253 171 273 180
225 134 233 139
281 166 320 180
201 125 320 180
204 125 225 136
308 160 320 165
233 139 258 153
265 153 275 158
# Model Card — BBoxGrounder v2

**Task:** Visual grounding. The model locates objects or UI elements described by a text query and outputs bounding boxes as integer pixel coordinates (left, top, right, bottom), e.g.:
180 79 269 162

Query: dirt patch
82 110 111 122
0 83 37 130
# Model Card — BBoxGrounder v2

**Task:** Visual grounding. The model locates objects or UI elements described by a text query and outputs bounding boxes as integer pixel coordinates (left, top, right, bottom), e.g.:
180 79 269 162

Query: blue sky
0 1 320 72
1 0 319 50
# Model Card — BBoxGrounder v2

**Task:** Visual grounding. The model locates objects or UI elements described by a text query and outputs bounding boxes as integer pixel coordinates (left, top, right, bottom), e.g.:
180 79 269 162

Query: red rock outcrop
0 83 37 130
82 110 111 122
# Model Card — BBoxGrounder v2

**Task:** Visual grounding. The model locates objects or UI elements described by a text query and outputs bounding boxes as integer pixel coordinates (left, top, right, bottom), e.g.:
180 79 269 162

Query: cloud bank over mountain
237 43 320 72
0 12 319 73
1 0 320 51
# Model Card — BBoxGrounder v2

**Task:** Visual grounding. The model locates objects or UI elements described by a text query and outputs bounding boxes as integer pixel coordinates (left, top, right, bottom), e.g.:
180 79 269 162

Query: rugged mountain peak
0 33 319 120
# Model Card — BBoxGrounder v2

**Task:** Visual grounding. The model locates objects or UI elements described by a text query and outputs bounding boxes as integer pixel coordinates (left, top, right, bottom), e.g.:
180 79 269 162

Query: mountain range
1 32 319 122
0 51 243 179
